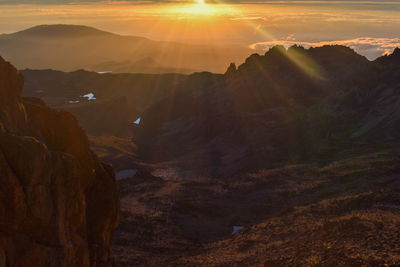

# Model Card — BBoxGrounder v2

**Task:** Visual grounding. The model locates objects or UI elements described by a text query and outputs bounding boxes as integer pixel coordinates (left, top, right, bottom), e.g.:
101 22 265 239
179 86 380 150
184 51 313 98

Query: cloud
230 16 267 21
249 37 400 59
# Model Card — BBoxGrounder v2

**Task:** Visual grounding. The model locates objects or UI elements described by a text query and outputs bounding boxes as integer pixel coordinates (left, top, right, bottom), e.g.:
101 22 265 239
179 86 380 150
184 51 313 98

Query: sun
162 1 238 17
171 0 218 16
181 0 215 15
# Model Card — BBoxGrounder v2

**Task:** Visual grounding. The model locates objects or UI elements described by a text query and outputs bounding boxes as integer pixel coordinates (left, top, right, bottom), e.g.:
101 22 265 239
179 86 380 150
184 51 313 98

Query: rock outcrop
0 56 119 266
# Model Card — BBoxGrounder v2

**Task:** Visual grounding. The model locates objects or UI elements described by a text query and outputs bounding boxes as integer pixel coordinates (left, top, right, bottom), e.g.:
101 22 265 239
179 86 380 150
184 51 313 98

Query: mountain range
133 45 400 176
21 45 400 177
1 42 400 266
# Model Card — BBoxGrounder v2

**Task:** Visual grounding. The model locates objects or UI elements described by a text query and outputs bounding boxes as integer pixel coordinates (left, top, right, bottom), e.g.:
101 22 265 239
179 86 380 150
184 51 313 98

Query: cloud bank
250 37 400 60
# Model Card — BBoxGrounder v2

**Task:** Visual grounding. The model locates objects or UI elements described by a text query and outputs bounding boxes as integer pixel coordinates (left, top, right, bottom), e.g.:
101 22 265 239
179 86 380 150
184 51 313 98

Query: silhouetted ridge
236 45 368 77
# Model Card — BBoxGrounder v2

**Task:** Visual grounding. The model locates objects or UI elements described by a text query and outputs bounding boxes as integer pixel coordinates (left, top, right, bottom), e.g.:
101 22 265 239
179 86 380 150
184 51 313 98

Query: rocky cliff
0 56 119 266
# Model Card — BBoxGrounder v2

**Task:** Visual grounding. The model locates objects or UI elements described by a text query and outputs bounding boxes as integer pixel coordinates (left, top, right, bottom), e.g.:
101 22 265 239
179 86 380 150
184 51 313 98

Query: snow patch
133 117 141 125
232 226 245 235
68 100 80 104
97 71 113 74
81 93 97 101
116 169 137 180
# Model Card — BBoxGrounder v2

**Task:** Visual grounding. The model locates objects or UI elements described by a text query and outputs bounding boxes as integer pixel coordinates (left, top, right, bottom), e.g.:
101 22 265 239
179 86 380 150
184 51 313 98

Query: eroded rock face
0 56 119 266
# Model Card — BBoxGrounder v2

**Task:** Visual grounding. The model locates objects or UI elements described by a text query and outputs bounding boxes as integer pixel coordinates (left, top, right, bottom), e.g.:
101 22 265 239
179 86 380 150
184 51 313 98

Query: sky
1 0 400 59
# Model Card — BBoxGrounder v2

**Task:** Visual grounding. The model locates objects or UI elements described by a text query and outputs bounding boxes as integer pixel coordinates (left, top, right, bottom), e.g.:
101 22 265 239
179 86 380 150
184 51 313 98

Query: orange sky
1 1 400 58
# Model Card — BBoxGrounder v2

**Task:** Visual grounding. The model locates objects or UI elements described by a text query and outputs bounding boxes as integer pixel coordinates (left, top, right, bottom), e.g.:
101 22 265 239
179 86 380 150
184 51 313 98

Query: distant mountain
12 24 115 38
0 24 256 74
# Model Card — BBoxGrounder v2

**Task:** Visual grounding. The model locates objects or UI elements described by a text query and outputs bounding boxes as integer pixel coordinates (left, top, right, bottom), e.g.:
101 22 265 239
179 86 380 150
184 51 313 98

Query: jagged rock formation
224 62 237 77
0 56 119 266
135 45 400 176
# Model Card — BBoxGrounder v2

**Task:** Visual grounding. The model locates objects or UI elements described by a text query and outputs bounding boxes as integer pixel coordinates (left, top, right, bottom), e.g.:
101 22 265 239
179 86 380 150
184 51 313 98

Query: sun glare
181 2 215 15
164 2 238 17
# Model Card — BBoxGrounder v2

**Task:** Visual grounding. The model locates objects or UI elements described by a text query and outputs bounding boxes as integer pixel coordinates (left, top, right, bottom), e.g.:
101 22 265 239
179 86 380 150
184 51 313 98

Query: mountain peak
392 47 400 56
224 62 237 76
374 47 400 65
11 24 114 38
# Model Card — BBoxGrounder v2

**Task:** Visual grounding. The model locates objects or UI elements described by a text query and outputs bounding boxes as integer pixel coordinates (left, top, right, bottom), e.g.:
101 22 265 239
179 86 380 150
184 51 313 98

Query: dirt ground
112 151 400 266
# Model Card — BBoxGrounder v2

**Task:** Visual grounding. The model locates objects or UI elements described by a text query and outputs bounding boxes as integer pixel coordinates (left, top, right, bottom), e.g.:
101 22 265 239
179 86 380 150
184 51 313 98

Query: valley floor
112 149 400 266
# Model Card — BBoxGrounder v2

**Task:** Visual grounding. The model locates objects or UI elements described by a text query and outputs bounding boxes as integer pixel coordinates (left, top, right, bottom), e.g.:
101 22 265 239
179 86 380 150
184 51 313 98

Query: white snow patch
68 100 80 104
81 93 97 101
97 71 113 74
232 226 245 235
116 169 137 180
133 117 141 125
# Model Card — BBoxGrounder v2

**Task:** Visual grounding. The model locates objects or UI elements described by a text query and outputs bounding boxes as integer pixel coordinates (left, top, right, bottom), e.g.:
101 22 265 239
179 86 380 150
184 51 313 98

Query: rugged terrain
113 46 400 266
16 45 400 266
0 56 119 266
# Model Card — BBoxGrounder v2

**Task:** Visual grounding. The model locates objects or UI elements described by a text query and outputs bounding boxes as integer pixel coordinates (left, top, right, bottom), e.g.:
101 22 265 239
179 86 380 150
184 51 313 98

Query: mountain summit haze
0 24 255 74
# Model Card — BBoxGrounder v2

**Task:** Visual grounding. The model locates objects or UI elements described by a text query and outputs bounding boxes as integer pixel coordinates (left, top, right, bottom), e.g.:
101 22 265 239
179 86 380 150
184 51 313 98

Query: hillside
112 45 400 266
135 45 400 176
